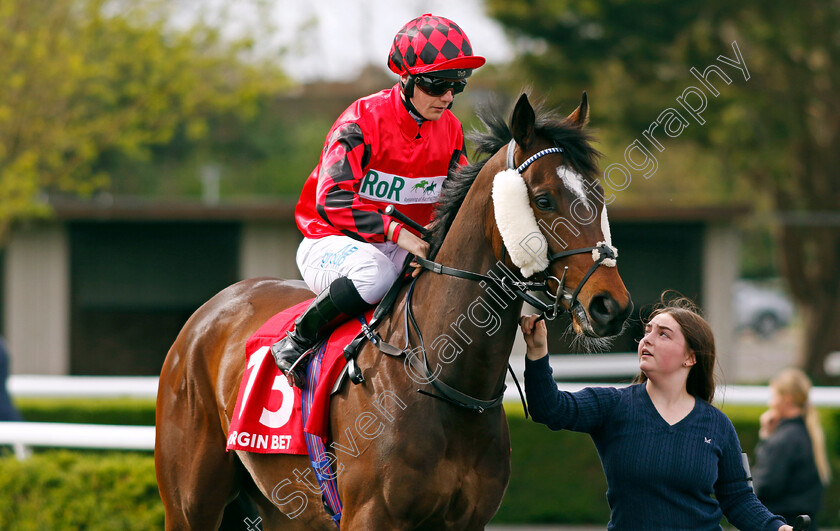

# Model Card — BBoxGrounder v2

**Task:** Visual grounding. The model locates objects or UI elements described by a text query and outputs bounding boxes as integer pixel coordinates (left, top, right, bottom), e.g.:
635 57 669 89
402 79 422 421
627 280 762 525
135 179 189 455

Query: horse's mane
426 97 601 259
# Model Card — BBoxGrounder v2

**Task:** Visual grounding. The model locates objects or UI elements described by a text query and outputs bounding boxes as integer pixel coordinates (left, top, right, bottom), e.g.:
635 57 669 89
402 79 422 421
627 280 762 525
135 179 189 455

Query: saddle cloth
226 299 372 454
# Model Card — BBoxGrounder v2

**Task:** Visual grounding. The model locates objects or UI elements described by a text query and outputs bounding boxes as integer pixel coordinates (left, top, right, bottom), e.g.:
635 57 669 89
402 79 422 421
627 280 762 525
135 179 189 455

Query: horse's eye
533 195 553 211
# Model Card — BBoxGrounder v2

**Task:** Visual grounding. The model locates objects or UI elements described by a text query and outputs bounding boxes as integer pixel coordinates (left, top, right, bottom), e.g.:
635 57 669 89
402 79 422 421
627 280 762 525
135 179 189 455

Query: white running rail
0 422 155 460
8 375 158 398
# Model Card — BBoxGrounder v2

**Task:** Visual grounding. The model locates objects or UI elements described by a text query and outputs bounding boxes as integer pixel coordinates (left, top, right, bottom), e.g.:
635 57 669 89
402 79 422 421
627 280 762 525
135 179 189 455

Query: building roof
43 195 748 224
48 195 297 222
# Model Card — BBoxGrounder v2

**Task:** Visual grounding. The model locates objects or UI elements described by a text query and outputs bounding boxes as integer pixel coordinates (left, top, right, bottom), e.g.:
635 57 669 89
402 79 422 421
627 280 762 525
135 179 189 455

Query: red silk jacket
294 84 467 243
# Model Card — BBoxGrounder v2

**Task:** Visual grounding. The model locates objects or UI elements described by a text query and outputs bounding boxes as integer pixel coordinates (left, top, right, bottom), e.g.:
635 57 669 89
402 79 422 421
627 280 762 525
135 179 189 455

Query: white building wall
4 225 70 375
238 222 302 280
702 223 740 384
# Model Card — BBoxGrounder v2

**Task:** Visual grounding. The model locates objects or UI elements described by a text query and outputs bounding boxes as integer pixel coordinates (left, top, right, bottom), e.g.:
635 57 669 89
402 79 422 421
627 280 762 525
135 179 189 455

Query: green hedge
15 398 157 425
0 450 163 530
3 400 839 529
497 413 610 523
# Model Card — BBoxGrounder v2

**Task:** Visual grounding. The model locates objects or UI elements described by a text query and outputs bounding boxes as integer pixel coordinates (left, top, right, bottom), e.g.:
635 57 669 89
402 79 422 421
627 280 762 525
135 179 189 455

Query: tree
0 0 287 233
486 0 840 382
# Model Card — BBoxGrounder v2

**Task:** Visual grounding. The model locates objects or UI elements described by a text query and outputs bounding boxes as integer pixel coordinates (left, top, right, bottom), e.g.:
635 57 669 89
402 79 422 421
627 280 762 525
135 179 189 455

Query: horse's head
490 93 632 338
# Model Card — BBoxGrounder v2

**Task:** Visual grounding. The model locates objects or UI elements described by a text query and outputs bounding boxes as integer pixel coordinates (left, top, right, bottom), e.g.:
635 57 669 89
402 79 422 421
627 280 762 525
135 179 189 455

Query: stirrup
285 348 312 388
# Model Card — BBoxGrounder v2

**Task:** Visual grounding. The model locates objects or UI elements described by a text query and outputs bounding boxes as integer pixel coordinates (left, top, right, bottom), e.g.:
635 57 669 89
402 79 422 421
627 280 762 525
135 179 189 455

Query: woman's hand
520 314 548 360
778 525 793 531
759 408 780 439
393 225 430 277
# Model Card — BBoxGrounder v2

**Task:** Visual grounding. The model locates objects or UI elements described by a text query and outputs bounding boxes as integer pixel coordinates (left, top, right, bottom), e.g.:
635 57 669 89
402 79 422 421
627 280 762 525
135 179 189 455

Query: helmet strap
400 77 425 123
400 75 415 98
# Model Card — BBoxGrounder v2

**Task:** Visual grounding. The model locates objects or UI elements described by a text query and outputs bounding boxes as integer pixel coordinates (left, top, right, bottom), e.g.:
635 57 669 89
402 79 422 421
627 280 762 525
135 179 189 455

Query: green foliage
15 398 156 425
0 450 163 530
484 0 758 207
102 95 336 199
496 411 610 524
0 0 288 233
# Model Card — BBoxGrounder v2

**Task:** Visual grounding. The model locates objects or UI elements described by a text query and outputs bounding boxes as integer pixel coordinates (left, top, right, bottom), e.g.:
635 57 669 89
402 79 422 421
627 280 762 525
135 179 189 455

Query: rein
403 279 508 413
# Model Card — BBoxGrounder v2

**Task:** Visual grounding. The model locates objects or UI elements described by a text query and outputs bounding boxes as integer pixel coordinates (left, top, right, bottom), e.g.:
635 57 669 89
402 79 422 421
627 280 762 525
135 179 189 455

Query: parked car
732 280 795 338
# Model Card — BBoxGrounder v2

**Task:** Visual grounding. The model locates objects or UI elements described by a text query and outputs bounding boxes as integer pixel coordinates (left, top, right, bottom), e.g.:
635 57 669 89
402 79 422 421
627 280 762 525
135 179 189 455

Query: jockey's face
401 75 456 121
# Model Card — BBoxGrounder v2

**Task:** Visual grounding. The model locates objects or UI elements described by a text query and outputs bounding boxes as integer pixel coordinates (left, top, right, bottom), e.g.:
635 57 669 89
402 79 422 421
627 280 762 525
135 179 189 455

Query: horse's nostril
589 295 612 323
589 293 618 325
587 293 633 336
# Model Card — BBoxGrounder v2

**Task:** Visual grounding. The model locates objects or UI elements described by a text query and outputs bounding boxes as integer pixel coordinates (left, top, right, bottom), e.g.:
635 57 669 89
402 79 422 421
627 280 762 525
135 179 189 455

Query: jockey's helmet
388 14 485 82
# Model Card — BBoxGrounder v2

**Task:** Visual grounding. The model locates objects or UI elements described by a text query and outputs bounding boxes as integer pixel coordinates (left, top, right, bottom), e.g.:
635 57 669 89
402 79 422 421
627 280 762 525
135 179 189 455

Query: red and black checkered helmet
388 14 485 79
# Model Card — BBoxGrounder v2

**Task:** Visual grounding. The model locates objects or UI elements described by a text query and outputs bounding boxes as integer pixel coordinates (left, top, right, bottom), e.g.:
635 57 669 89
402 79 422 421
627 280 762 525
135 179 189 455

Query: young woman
753 368 830 529
271 14 485 386
521 296 794 530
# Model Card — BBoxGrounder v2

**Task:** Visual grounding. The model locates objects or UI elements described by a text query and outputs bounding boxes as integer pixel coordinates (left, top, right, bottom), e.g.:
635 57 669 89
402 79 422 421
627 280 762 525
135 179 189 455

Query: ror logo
359 170 445 205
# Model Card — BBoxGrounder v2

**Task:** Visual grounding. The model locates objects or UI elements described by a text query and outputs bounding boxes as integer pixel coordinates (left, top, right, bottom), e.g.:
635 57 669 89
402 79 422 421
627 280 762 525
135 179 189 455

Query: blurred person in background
0 336 22 421
521 294 794 530
271 13 485 387
753 368 830 530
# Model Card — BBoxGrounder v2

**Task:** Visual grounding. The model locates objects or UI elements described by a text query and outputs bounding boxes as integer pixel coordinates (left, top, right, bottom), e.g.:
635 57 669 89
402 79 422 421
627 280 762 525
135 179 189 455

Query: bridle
415 139 617 321
399 139 617 412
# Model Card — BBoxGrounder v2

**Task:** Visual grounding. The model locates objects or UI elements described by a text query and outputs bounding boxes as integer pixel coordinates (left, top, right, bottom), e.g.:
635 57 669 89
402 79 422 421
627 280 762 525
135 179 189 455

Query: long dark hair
634 293 717 403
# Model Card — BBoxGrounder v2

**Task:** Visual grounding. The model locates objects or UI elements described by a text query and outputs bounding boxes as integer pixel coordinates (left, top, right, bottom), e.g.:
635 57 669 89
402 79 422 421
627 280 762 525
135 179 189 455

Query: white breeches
296 235 409 304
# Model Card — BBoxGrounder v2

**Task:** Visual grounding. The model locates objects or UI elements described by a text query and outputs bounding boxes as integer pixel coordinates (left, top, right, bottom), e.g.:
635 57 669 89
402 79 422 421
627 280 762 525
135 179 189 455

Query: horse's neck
410 187 523 398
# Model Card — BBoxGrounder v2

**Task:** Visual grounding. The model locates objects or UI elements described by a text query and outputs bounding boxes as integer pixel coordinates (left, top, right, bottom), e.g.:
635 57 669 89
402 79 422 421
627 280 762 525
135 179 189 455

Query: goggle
413 75 467 97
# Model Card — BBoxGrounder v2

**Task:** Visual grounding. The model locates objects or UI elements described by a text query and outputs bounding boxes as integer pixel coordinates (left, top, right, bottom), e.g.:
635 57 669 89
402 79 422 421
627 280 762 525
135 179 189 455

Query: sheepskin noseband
492 168 548 278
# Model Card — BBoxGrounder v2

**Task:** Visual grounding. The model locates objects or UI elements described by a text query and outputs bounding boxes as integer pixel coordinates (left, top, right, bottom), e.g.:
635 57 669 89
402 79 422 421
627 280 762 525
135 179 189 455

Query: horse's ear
510 93 536 149
566 92 589 128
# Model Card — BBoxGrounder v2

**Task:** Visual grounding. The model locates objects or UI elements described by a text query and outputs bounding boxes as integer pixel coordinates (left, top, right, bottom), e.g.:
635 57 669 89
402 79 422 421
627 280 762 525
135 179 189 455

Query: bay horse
155 93 632 530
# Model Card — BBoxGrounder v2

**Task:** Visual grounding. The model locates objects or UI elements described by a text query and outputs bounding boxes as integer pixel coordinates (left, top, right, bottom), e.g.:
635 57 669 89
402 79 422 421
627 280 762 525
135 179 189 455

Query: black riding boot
271 276 369 388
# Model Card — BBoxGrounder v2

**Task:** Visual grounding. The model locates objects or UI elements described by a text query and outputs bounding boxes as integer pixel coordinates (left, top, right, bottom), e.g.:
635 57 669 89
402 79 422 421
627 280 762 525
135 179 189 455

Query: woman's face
768 385 796 416
768 386 783 412
638 312 694 377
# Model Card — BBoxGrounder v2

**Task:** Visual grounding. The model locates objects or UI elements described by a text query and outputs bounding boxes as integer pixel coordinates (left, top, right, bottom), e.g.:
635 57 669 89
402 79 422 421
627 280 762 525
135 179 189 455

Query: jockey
272 13 485 387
